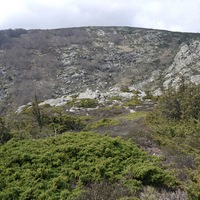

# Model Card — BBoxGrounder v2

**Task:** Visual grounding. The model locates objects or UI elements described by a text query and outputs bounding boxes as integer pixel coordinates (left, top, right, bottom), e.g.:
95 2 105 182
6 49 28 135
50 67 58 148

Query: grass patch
76 98 98 108
107 96 122 101
86 118 119 130
124 96 142 107
119 112 147 121
67 98 98 108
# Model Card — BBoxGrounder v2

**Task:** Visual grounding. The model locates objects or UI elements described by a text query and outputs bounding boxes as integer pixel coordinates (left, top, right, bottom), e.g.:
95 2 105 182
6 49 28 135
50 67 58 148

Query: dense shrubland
0 132 178 199
147 82 200 199
1 83 200 199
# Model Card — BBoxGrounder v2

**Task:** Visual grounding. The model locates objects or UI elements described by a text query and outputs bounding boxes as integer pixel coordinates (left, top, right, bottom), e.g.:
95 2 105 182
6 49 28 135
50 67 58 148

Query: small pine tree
0 117 11 144
32 94 43 131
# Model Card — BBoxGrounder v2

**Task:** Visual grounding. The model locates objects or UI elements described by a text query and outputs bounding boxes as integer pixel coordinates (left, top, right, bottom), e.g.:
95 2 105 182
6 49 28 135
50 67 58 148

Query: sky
0 0 199 33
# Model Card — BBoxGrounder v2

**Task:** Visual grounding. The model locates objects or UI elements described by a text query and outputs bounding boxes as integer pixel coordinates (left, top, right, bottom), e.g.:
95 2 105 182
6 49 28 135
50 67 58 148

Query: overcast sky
0 0 199 33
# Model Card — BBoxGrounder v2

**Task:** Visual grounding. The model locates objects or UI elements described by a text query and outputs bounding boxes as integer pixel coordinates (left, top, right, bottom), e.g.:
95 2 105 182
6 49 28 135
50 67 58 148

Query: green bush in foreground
0 132 178 199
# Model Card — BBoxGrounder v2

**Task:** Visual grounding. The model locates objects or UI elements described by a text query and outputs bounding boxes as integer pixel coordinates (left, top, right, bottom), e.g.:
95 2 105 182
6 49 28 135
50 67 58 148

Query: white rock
39 96 72 107
118 92 133 99
15 105 28 114
191 75 200 84
78 89 99 99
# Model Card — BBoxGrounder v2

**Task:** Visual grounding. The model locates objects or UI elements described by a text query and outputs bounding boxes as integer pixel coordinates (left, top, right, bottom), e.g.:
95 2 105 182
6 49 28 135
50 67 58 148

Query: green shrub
120 85 131 93
67 98 98 108
0 132 178 199
151 83 200 121
146 83 200 198
0 117 11 144
108 96 122 101
7 109 85 139
187 165 200 200
124 96 141 107
142 91 154 100
76 98 98 108
132 90 141 95
49 114 85 133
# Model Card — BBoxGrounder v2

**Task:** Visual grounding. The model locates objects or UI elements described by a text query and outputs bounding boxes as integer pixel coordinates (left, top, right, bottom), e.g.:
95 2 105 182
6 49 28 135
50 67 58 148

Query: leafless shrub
2 46 30 69
20 31 49 51
77 181 133 200
109 34 124 45
162 147 196 170
0 32 12 49
139 186 187 200
5 28 27 38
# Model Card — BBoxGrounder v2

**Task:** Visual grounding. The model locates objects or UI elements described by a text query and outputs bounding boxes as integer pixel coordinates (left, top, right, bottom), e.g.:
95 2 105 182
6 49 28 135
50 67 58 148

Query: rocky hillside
0 26 200 114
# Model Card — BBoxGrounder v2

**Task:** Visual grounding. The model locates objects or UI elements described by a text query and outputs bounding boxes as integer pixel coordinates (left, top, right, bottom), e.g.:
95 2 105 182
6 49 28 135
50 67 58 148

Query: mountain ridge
0 26 200 114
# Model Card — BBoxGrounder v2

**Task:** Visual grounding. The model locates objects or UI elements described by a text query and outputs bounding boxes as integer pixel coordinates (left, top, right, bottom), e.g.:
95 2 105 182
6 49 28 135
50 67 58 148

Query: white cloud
0 0 199 32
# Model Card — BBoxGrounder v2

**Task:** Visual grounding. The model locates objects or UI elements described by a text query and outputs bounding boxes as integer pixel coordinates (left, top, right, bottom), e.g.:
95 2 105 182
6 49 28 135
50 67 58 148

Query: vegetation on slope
1 27 200 114
147 82 200 199
0 132 178 199
2 82 200 199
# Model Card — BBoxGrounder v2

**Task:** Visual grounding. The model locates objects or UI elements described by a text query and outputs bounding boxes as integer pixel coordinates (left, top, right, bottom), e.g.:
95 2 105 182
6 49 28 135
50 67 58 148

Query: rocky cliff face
163 40 200 88
0 27 200 114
